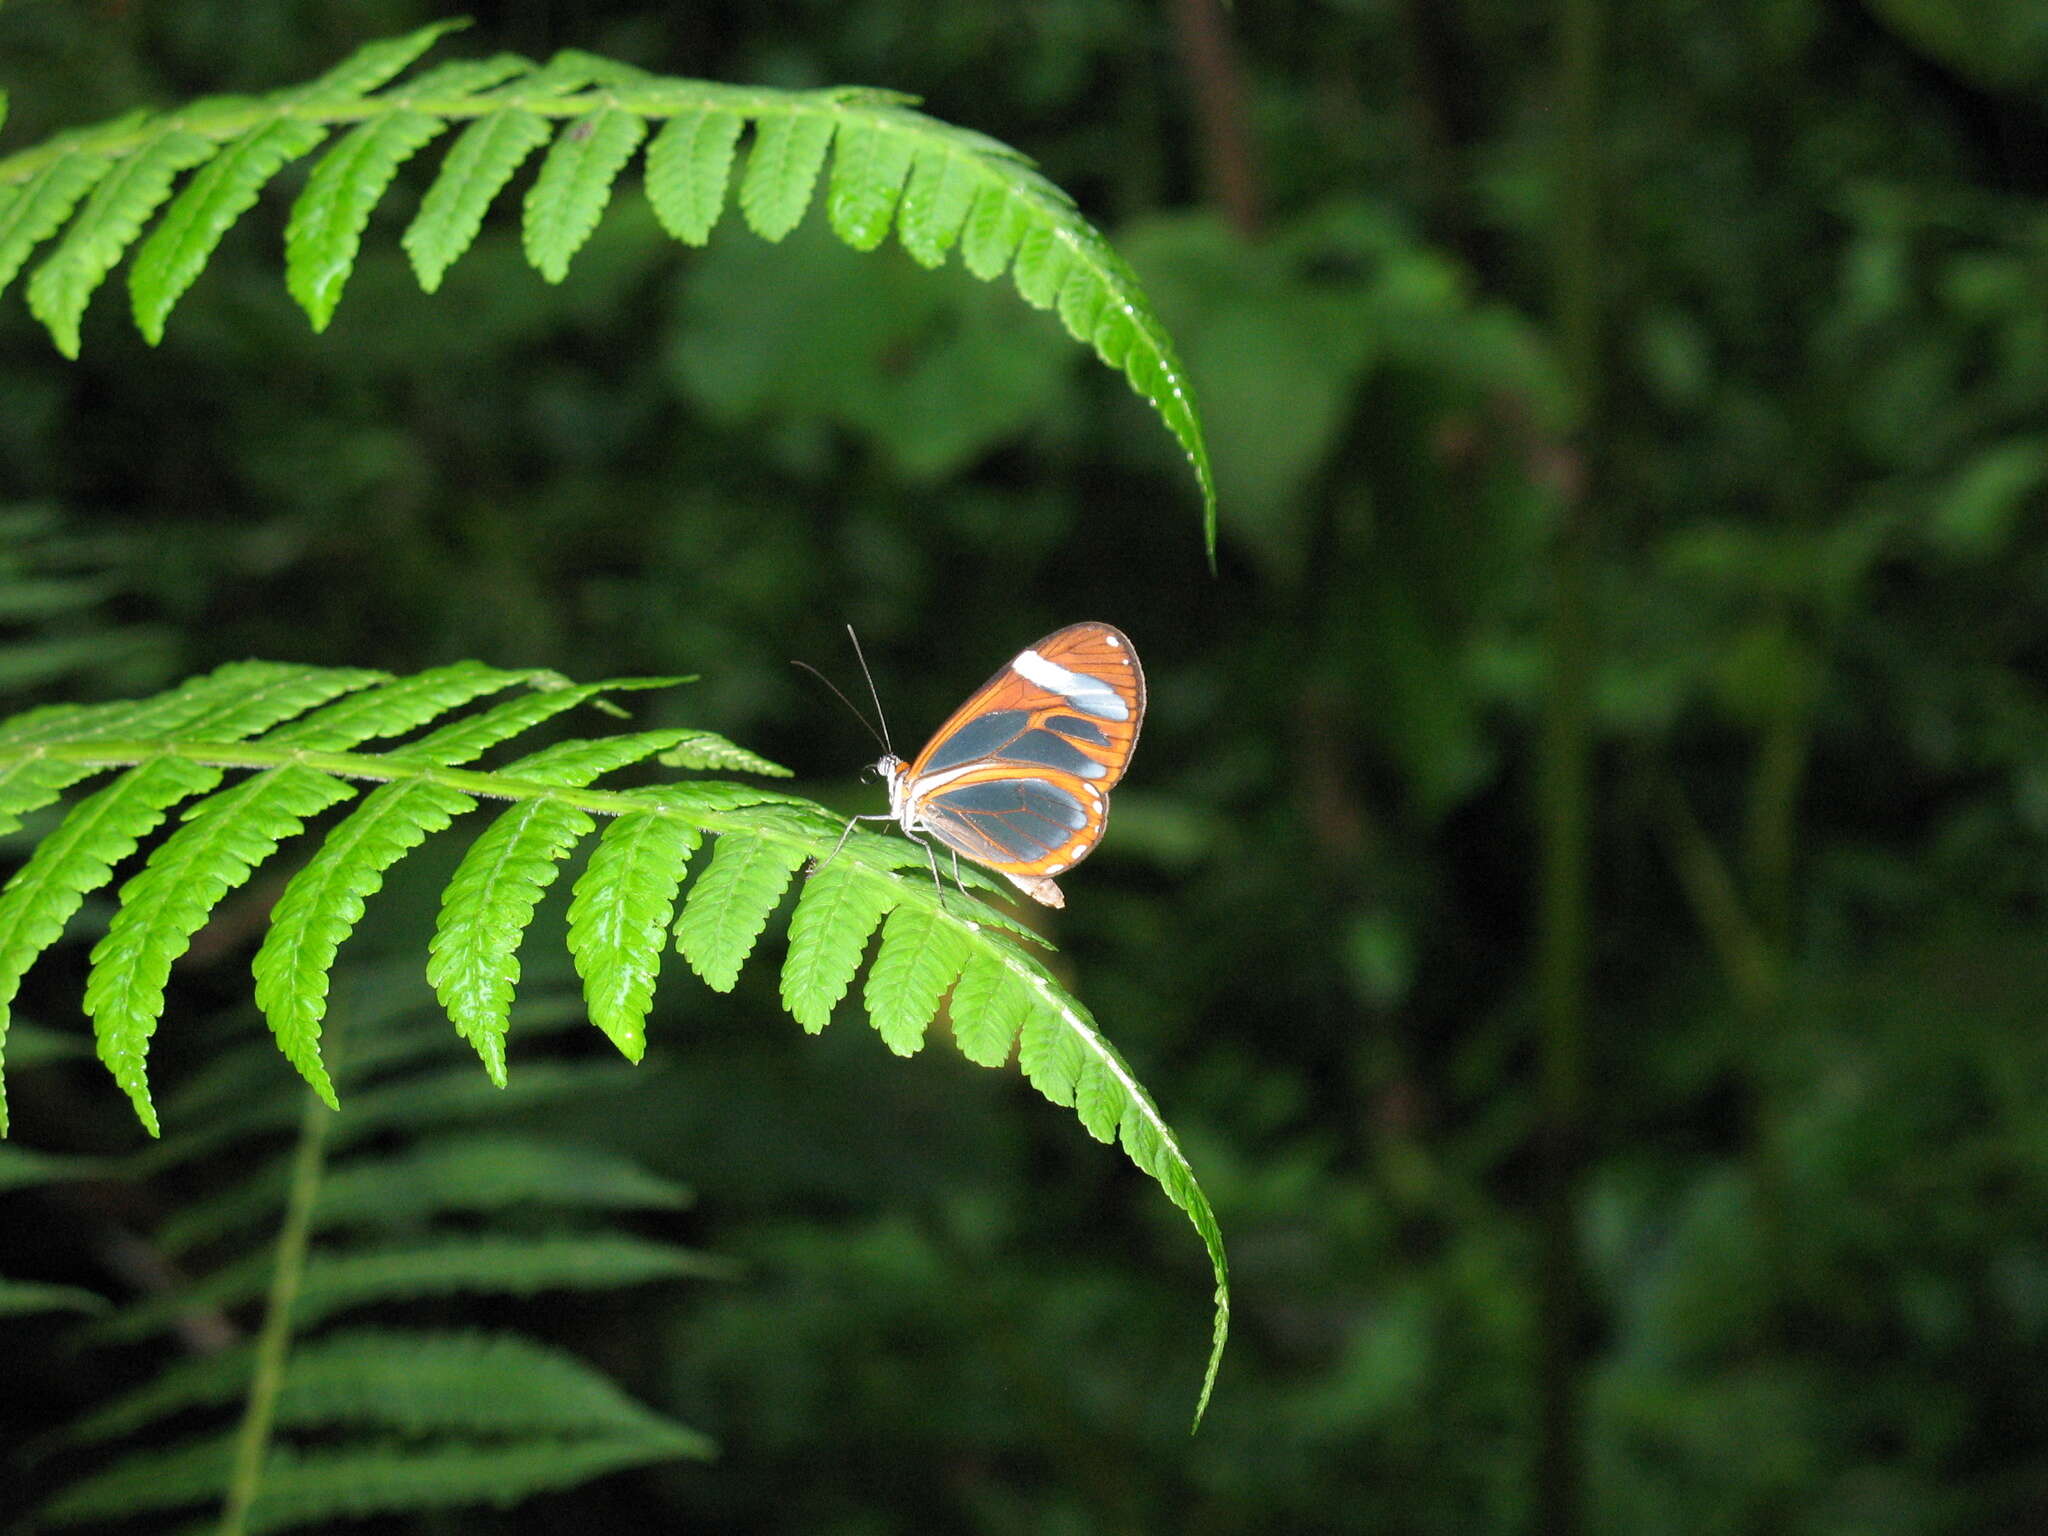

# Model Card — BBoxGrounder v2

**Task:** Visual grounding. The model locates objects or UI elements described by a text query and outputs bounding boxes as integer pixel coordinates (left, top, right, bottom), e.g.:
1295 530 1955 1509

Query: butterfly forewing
901 623 1144 904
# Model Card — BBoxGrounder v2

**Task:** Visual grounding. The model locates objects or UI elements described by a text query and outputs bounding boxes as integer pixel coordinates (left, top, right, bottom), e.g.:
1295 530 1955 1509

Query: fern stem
0 85 909 188
216 1082 332 1536
1536 0 1603 1527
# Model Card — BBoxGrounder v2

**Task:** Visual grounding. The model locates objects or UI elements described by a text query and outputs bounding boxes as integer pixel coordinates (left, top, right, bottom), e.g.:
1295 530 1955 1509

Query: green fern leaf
428 798 595 1086
128 118 329 344
945 946 1032 1067
420 723 681 1081
738 112 835 241
779 859 896 1033
1016 989 1086 1108
826 119 915 252
959 182 1030 281
0 758 222 1136
0 660 356 749
1009 225 1076 311
0 755 110 834
673 830 806 991
285 1328 709 1444
85 766 358 1135
498 727 690 784
1002 956 1230 1425
1 663 369 829
566 811 699 1062
0 1278 106 1316
43 1433 706 1530
285 111 448 331
252 780 478 1109
643 108 744 245
321 1060 637 1153
0 145 113 303
896 147 979 269
290 1233 728 1326
524 108 647 283
163 1135 690 1257
393 676 670 765
395 54 533 99
318 1136 692 1227
521 49 645 95
861 901 972 1055
654 728 792 776
1057 261 1112 347
25 129 212 358
0 1142 104 1191
403 109 551 292
299 17 467 100
87 1232 726 1345
0 90 9 138
264 660 523 749
653 779 825 817
70 1327 705 1453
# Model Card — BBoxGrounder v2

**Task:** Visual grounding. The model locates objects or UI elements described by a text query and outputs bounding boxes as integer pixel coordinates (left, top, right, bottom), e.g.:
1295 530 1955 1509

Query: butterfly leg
809 811 897 877
919 836 948 906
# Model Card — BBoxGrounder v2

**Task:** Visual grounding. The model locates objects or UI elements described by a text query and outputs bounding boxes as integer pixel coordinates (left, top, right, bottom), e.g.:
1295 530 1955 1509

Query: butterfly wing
902 623 1145 906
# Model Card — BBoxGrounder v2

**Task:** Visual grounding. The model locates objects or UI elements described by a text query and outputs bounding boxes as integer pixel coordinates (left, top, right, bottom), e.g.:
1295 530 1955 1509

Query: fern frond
0 30 1217 538
1 664 1229 1422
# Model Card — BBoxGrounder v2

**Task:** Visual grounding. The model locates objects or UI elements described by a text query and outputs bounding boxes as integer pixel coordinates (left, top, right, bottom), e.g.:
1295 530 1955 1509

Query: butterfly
828 623 1146 908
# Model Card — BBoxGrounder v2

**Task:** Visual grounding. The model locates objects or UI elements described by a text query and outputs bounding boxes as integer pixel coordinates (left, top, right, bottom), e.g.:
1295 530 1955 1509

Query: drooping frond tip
0 660 1227 1422
0 21 1216 553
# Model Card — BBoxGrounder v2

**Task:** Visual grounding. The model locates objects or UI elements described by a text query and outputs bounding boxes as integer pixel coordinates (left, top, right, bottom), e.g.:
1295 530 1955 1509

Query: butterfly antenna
844 624 895 755
790 659 889 753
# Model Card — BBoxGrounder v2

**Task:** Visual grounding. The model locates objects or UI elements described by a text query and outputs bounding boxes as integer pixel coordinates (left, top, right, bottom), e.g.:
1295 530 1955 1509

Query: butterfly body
877 623 1145 908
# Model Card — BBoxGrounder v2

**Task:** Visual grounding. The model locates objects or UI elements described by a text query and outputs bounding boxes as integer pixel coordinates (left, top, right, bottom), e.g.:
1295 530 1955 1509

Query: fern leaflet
864 901 972 1055
673 829 808 991
565 810 700 1061
523 108 647 282
780 857 897 1032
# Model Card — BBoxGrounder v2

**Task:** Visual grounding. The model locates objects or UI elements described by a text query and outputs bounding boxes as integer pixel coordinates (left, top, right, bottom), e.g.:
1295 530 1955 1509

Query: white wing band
1012 648 1128 720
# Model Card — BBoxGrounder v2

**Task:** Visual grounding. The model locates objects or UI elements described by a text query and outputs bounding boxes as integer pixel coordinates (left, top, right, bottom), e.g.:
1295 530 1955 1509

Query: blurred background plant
3 0 2047 1532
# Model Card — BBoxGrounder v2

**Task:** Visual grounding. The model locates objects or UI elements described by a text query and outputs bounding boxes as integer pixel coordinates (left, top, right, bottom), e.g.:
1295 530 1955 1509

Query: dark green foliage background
5 0 2048 1530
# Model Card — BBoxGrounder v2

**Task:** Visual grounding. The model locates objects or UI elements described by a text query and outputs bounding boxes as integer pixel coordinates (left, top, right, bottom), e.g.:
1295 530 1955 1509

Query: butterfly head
874 753 909 818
